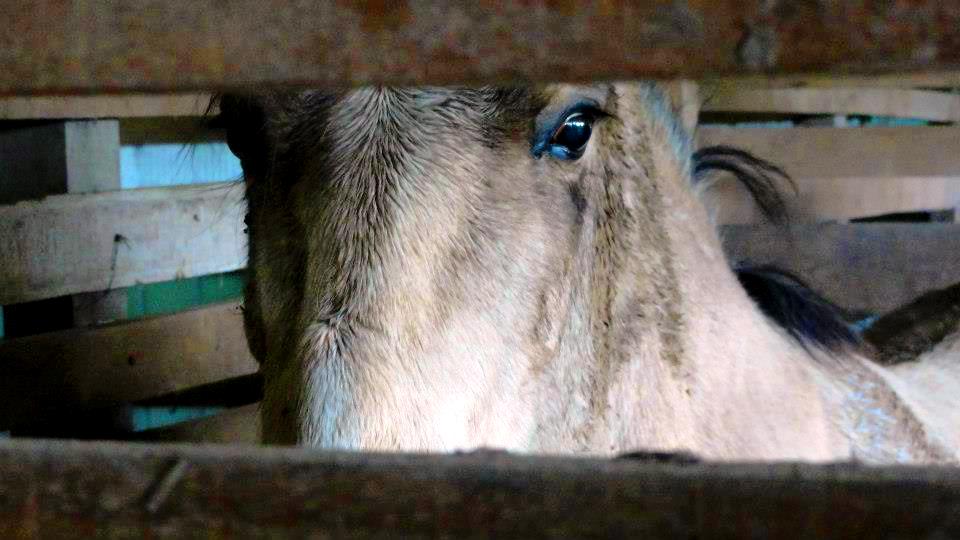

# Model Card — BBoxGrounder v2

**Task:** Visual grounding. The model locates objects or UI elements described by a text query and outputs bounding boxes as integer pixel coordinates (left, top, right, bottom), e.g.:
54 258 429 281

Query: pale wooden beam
707 72 960 90
0 120 120 204
0 182 246 305
665 80 700 135
698 126 960 224
0 119 125 332
701 88 960 123
0 94 213 120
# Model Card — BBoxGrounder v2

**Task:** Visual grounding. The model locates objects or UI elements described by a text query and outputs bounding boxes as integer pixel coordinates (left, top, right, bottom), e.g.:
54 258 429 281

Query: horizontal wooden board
0 302 257 431
3 2 960 95
698 126 960 223
722 223 960 314
4 83 960 122
698 126 960 180
0 182 246 304
0 439 958 537
707 71 960 89
706 176 960 224
0 94 212 119
137 404 260 444
701 88 960 122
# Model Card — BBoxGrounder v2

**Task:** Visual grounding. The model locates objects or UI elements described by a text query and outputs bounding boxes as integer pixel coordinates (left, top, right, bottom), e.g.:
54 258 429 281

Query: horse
214 82 960 462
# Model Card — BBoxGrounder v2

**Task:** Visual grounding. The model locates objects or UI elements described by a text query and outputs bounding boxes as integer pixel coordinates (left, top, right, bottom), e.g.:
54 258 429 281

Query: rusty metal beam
1 439 959 537
2 1 960 96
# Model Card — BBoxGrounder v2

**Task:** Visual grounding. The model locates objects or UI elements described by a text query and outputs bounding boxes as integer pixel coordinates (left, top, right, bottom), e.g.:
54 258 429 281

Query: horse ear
210 94 272 184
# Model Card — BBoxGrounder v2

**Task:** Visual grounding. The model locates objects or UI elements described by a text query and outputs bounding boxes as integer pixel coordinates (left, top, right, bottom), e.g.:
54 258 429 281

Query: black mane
692 145 794 223
734 265 862 353
692 146 861 354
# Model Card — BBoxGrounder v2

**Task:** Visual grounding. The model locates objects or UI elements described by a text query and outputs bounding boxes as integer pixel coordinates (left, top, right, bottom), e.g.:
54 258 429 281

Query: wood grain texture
706 71 960 89
723 224 960 314
0 182 246 304
0 302 257 430
665 80 700 135
0 119 125 333
0 120 120 204
698 126 960 223
137 404 260 444
0 439 957 538
0 94 212 119
702 88 960 122
2 1 960 95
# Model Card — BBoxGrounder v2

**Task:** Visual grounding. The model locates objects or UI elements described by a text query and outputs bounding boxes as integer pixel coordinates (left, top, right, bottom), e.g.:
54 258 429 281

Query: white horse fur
219 83 960 462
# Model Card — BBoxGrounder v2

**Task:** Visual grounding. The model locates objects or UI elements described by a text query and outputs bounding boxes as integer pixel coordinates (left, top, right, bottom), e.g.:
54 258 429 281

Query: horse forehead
331 88 482 120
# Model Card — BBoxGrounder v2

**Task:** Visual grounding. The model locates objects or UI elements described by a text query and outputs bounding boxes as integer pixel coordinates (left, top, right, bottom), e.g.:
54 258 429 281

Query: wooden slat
723 224 960 314
708 71 960 89
3 84 959 123
699 126 960 182
665 80 700 135
708 176 960 224
0 93 212 119
698 126 960 223
0 120 120 205
3 2 960 95
137 404 260 444
0 439 958 537
702 88 960 122
0 302 257 431
0 119 129 332
0 182 246 304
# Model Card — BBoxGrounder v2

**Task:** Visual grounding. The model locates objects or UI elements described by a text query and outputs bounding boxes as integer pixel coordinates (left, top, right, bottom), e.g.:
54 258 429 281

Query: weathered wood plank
708 176 960 224
699 126 960 223
0 439 957 538
665 80 700 135
702 88 960 122
0 119 126 332
0 182 246 304
137 404 260 444
723 224 960 314
2 1 960 95
0 93 212 119
0 302 257 431
708 71 960 89
699 126 960 182
0 120 120 204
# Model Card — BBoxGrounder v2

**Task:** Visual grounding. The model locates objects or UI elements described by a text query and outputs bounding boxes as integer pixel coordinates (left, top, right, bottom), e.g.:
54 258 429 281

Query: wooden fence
1 82 959 436
4 1 960 95
1 439 959 538
0 83 956 442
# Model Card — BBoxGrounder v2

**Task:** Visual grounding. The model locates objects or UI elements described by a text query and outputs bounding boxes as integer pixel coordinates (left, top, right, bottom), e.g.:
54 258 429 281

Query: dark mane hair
691 145 794 223
691 146 861 354
734 265 863 353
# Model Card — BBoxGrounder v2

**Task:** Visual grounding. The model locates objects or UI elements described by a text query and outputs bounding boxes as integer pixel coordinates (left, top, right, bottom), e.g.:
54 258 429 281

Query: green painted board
127 270 245 319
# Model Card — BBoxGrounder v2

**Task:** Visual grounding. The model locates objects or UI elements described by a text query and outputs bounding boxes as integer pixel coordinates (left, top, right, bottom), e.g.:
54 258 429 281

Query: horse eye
532 108 605 161
550 113 592 158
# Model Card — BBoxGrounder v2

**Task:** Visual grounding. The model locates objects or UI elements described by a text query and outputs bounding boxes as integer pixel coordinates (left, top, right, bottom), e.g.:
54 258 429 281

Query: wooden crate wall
0 95 258 441
1 84 959 442
677 84 960 315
